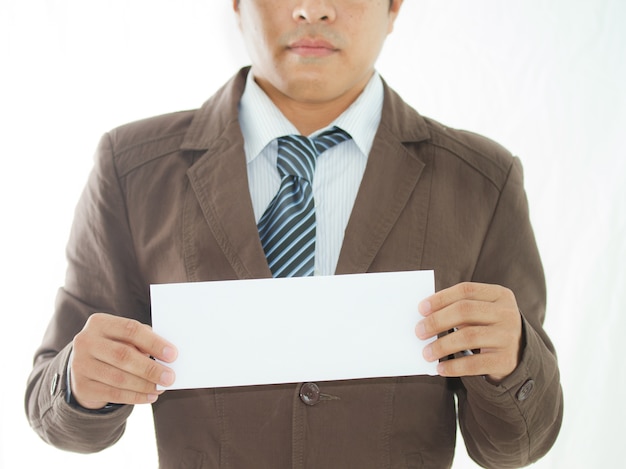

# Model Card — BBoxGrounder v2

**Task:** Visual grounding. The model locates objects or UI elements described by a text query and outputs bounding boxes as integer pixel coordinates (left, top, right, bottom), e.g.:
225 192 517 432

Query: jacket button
516 379 535 401
299 383 321 406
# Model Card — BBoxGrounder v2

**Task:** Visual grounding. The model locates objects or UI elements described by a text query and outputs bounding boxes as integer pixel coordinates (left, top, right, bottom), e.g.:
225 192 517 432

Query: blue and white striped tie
258 126 352 277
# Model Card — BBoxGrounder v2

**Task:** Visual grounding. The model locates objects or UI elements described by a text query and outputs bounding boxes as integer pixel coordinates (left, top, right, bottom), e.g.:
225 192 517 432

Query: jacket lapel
335 84 432 274
182 68 272 280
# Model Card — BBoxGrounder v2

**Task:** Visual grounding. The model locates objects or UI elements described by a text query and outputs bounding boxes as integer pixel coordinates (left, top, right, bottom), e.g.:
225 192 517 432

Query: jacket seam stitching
470 158 515 281
114 130 188 157
427 125 509 189
106 132 148 305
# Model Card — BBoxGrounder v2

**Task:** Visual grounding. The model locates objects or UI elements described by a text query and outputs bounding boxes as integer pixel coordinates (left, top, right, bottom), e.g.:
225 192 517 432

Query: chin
279 71 340 99
285 82 340 104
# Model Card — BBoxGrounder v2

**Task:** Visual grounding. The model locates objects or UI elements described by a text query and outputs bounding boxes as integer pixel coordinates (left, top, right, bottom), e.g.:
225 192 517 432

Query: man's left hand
415 282 522 384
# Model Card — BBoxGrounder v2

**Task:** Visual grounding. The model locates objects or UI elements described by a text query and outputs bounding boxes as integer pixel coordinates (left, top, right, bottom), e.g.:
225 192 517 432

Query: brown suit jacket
26 68 562 469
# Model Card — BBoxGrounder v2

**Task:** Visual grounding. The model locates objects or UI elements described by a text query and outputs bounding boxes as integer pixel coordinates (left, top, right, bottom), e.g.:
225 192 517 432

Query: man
25 1 563 468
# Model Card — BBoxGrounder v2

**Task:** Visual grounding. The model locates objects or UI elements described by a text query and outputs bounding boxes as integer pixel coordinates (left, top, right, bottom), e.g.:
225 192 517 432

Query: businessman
26 1 563 468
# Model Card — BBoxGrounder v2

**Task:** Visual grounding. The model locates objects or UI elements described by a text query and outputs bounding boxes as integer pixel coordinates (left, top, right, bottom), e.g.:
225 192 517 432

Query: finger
436 350 516 381
93 314 178 363
419 282 505 316
416 299 500 339
422 326 502 362
72 375 162 408
86 335 176 388
70 352 165 409
72 352 170 395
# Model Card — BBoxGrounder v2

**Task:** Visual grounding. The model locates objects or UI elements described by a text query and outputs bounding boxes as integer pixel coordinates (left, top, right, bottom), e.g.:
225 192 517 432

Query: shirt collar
238 70 384 163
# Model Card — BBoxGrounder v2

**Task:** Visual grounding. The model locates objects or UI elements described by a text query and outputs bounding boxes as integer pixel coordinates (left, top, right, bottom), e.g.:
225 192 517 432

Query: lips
288 38 338 57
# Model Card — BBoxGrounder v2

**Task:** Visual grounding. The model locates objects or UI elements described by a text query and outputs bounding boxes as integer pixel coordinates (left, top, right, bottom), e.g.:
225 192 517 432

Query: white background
1 1 624 467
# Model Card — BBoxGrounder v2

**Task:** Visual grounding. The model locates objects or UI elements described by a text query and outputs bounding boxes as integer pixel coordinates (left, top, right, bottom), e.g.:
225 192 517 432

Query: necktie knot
277 135 317 182
276 126 352 183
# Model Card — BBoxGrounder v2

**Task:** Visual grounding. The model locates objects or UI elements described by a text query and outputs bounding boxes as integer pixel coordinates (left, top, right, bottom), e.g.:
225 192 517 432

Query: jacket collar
181 67 431 153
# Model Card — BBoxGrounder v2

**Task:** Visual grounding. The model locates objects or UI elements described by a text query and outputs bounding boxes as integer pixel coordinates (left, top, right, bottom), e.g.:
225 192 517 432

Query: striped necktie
258 126 352 277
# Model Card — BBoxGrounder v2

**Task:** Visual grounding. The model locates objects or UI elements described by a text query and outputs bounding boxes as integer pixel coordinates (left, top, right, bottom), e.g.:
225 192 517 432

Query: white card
151 270 437 390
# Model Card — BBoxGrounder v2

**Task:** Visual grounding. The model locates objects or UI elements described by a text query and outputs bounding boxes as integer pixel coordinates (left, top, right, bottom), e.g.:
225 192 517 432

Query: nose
293 0 336 23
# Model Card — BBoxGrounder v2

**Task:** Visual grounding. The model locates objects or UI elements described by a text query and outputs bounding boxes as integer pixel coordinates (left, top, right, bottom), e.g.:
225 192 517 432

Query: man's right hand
70 313 178 410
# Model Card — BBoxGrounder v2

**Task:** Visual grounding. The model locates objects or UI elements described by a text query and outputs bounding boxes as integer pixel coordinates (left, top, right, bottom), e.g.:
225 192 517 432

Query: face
234 0 402 107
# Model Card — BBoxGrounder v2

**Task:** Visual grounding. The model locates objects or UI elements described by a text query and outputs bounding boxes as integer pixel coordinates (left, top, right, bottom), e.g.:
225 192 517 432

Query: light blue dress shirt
238 71 384 276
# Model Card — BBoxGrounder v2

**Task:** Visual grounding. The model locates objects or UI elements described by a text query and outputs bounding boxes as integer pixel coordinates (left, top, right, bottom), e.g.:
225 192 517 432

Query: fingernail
423 345 434 361
418 300 432 316
416 321 426 339
162 346 178 362
147 394 159 403
160 370 175 387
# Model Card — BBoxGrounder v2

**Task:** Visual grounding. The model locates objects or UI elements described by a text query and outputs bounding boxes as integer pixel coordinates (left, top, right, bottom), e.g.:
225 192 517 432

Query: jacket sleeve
457 157 563 468
24 132 149 453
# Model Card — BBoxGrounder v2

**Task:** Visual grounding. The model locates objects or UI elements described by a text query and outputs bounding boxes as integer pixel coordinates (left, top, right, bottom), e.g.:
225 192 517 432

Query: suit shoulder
106 109 198 176
423 116 515 188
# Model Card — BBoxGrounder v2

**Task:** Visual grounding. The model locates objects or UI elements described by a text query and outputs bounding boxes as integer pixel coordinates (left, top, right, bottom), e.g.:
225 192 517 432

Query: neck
253 74 372 136
276 99 352 136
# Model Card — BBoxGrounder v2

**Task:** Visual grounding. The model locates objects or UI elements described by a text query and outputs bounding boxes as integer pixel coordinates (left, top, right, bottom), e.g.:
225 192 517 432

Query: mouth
287 38 338 58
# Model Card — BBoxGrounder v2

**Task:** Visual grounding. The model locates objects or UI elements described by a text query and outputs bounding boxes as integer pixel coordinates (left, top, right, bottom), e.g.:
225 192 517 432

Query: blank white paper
151 270 438 390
